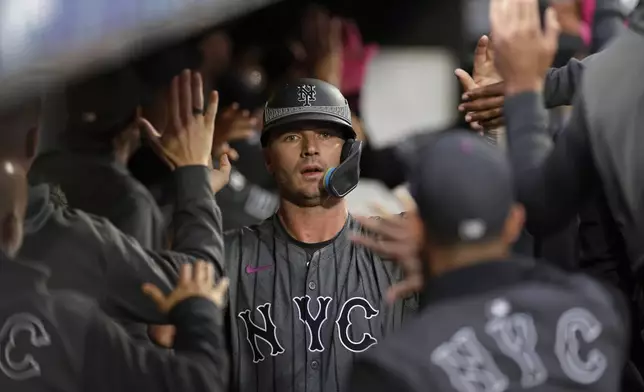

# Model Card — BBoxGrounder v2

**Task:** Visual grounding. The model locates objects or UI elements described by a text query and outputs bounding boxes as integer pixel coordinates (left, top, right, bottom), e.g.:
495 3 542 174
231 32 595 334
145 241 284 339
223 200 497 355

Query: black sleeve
349 360 415 392
110 194 163 250
81 297 228 392
102 165 224 325
505 91 595 236
543 56 592 108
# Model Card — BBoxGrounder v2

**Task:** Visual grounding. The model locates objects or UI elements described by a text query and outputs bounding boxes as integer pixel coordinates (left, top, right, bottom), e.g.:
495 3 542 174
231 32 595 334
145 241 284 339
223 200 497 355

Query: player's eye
283 134 299 142
318 132 332 139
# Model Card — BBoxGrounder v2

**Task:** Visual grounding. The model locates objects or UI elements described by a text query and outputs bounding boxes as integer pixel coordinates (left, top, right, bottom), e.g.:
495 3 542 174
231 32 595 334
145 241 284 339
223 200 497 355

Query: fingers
523 0 540 29
329 17 343 51
465 107 503 123
179 70 193 125
394 188 417 213
206 263 215 287
169 76 182 132
138 116 161 139
227 148 239 161
386 276 424 304
218 152 232 175
544 7 561 48
473 35 489 67
205 91 220 126
489 0 506 35
212 277 230 305
142 283 166 305
179 263 193 286
462 81 505 101
350 234 397 257
459 96 504 112
194 261 209 285
479 117 506 129
368 202 393 218
192 72 205 112
454 69 477 92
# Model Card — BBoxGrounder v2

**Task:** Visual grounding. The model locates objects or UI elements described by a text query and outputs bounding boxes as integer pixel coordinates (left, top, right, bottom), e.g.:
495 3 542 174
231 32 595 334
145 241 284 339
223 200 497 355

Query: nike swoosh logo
246 264 273 274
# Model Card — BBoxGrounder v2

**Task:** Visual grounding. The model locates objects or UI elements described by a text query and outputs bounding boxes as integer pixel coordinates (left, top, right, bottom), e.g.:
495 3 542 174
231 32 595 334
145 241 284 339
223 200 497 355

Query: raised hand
213 103 258 149
300 6 343 86
140 70 219 169
142 261 229 315
490 0 560 95
455 35 505 131
350 193 425 303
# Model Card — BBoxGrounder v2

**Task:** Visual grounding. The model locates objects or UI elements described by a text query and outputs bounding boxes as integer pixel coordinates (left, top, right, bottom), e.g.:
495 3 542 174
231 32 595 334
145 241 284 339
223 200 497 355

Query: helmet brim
260 113 356 147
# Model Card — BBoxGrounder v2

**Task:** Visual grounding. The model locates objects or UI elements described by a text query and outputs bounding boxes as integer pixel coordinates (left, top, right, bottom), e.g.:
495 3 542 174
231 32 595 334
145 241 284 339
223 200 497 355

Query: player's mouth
300 164 325 180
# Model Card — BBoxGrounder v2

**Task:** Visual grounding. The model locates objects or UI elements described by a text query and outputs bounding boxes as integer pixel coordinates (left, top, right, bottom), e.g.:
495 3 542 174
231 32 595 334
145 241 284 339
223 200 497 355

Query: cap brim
261 112 355 146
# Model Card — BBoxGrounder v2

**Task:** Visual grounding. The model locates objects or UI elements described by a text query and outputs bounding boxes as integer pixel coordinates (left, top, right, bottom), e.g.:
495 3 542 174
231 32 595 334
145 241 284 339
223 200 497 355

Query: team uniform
222 78 417 392
0 252 228 392
350 258 628 392
226 214 415 392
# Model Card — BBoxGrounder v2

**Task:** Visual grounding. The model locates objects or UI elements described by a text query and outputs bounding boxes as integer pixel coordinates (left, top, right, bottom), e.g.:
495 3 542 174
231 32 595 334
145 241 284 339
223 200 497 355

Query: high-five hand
490 0 560 95
140 70 220 168
455 35 504 130
142 261 230 315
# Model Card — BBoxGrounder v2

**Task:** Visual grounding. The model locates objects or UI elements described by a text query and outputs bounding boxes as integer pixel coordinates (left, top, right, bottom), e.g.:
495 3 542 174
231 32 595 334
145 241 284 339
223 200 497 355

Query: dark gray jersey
350 259 629 392
225 214 417 392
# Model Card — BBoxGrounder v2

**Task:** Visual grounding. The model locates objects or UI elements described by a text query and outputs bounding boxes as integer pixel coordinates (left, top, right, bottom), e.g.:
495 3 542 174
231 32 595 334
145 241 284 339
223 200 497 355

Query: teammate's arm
81 263 230 392
505 88 595 236
100 70 227 325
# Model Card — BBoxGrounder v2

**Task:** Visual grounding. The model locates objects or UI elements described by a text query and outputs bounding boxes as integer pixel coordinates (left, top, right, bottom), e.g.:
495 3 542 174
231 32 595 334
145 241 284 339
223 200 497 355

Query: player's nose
300 134 320 157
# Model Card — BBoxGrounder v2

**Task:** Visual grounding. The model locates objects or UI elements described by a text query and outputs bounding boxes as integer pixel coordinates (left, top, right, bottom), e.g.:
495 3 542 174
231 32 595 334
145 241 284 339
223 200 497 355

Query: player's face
265 127 344 206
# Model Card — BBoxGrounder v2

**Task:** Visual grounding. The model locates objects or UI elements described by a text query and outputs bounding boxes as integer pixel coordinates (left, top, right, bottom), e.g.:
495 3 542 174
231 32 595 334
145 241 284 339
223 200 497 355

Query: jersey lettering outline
238 303 285 363
555 307 607 385
335 297 379 353
486 312 548 388
0 313 51 381
293 295 332 352
432 327 509 392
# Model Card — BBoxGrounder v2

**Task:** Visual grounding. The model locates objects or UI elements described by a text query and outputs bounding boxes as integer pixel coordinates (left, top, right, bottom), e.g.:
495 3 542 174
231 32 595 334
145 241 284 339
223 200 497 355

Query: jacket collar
421 257 537 308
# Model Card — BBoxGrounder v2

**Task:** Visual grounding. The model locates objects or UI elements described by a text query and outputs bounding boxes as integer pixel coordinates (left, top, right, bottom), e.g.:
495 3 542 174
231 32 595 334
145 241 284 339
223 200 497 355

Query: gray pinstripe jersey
225 214 417 392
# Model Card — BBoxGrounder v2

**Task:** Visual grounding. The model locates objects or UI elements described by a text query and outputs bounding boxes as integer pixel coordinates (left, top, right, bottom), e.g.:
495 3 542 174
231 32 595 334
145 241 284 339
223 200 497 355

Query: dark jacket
349 258 629 392
18 166 223 333
0 252 228 392
29 151 165 250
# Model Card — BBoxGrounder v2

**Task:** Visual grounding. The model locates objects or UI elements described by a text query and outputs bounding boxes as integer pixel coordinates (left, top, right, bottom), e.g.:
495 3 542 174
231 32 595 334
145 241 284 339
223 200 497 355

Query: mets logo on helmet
297 85 316 107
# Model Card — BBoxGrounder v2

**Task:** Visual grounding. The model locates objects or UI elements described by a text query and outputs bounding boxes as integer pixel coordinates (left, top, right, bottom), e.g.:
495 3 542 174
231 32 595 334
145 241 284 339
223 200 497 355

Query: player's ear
263 148 273 175
501 203 525 245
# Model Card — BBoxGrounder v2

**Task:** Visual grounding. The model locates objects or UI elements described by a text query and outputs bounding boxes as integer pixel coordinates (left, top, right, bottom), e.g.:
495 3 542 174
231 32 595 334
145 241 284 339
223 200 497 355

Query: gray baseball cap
408 130 515 245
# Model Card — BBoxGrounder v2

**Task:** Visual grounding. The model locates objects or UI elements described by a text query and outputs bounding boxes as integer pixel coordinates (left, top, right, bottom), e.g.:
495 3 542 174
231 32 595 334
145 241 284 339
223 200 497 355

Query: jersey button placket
308 281 316 290
310 360 319 370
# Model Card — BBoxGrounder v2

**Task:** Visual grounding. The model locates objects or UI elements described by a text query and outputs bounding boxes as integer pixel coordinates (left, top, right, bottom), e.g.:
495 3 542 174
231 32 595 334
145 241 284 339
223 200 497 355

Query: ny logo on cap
297 85 316 107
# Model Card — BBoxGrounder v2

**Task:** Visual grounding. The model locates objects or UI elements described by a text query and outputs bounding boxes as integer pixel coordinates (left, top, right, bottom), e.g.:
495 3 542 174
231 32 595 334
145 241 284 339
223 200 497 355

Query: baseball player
348 131 629 392
224 78 416 392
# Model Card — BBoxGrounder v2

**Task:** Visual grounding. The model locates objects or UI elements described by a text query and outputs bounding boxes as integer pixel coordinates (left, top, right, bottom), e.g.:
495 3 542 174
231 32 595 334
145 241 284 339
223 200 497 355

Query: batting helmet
260 78 355 146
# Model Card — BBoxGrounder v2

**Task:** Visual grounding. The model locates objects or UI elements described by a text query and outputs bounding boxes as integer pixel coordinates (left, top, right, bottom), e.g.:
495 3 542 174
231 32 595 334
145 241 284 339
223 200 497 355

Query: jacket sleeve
505 90 596 236
81 297 228 392
110 194 163 250
101 165 224 324
543 56 593 108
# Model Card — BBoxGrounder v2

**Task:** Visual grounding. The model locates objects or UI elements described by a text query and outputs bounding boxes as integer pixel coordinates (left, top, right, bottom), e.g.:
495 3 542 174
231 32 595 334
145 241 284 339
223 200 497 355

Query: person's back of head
39 66 144 161
0 161 28 258
408 130 525 277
